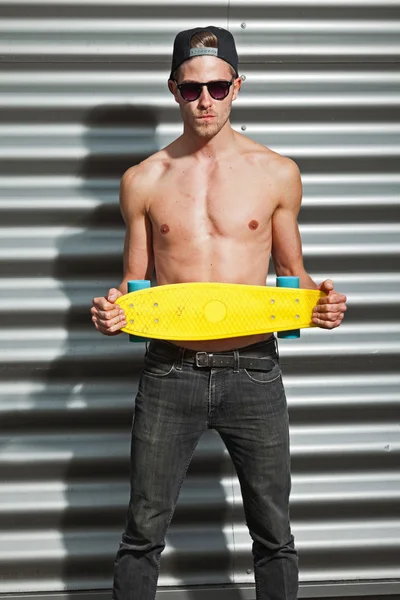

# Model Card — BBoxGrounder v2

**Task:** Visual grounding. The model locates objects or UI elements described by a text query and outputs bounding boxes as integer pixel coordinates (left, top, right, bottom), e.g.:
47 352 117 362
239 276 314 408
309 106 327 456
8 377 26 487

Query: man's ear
168 79 180 104
168 79 176 95
232 77 242 101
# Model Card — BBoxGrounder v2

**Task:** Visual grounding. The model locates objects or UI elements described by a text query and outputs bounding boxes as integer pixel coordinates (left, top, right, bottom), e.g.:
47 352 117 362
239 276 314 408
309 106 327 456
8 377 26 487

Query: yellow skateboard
115 280 326 341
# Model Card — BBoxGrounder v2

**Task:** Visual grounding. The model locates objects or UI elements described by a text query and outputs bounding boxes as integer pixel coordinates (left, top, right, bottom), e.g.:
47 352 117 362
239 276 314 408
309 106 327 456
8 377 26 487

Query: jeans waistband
146 336 277 363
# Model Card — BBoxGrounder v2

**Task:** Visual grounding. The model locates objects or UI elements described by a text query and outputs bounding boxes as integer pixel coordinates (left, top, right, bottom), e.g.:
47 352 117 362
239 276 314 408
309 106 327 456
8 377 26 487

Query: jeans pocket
243 357 281 385
143 353 176 378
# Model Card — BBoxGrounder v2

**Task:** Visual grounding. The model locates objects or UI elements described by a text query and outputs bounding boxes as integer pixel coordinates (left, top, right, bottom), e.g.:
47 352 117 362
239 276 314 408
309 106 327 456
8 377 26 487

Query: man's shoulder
240 136 300 178
121 150 171 190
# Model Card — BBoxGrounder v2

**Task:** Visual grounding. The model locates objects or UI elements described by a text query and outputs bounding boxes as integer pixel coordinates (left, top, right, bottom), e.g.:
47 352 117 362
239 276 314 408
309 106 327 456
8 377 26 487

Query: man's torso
137 132 290 351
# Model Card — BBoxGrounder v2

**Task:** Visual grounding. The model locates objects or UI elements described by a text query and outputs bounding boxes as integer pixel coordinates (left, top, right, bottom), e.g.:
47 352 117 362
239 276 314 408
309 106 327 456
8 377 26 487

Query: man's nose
198 85 212 108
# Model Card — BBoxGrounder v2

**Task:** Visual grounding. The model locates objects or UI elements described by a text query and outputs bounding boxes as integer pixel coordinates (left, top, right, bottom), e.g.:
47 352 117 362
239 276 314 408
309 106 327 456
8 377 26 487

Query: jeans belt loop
175 347 184 371
233 349 239 373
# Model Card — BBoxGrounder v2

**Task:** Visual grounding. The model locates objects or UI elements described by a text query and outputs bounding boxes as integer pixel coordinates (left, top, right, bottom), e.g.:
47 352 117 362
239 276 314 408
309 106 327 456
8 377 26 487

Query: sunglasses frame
175 78 235 102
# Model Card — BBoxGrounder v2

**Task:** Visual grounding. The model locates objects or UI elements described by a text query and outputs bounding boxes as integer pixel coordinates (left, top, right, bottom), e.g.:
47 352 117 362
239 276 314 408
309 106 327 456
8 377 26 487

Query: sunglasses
176 79 234 102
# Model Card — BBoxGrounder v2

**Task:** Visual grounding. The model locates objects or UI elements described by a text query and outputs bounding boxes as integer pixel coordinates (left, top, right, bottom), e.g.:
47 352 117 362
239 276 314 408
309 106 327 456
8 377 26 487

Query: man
91 26 347 600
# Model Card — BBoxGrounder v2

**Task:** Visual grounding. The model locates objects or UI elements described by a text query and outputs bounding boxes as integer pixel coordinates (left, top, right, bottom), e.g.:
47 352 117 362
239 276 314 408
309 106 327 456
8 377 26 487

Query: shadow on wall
32 103 246 597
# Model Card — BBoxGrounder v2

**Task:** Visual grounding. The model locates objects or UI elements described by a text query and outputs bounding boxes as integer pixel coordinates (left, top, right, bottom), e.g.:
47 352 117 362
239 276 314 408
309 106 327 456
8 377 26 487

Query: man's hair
172 30 237 81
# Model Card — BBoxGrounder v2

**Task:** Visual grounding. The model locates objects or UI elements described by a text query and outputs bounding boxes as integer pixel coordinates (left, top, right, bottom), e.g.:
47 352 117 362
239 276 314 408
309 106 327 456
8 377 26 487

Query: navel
249 220 259 231
160 223 170 234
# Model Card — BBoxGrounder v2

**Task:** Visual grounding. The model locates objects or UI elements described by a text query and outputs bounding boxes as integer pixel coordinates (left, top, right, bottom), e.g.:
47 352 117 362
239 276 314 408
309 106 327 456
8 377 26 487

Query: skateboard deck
115 282 326 341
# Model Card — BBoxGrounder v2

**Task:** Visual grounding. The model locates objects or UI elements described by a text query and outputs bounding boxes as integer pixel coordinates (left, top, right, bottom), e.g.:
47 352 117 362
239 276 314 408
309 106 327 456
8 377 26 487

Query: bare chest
149 166 276 242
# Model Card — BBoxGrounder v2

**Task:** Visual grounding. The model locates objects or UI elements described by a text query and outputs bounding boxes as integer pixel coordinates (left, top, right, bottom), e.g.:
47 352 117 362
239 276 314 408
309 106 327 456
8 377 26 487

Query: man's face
169 55 241 140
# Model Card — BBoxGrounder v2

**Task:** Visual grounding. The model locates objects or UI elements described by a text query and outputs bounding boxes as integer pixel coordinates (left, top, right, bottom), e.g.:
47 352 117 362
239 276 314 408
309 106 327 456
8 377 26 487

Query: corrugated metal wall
0 1 399 598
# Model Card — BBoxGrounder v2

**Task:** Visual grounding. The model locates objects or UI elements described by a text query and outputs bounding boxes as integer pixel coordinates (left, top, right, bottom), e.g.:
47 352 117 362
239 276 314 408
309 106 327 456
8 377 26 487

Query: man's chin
193 121 220 138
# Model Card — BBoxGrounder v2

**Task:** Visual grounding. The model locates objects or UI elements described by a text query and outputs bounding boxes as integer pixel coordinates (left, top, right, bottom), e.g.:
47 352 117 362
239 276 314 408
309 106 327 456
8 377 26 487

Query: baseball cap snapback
169 25 239 81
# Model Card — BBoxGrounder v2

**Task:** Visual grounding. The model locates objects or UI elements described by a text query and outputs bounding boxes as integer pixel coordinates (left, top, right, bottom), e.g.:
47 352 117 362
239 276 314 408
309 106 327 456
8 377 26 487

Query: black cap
169 25 239 81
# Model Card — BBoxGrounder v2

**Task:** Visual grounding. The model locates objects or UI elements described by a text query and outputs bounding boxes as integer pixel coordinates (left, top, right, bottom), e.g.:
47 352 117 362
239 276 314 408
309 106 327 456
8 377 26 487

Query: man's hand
91 288 126 336
312 279 347 330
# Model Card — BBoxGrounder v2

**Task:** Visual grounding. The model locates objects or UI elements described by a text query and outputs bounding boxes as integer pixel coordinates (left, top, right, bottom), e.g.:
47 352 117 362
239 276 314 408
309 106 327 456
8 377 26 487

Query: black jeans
112 336 298 600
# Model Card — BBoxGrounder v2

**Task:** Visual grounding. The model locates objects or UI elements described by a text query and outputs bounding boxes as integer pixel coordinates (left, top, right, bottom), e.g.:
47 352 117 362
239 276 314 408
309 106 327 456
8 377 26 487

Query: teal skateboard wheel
127 280 151 343
276 276 300 339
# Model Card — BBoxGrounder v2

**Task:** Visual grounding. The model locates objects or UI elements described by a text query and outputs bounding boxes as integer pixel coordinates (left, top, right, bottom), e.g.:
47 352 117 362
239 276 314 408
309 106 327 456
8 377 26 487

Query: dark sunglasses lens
180 84 201 101
208 81 230 99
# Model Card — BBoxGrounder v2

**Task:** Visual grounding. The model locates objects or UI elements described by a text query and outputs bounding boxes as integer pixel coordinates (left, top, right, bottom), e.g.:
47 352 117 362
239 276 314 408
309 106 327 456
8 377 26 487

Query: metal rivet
246 568 252 574
241 125 247 131
241 74 246 81
130 319 134 324
130 303 134 308
271 315 275 320
155 319 159 323
241 22 247 29
154 303 158 307
295 298 299 303
296 315 300 319
270 299 275 304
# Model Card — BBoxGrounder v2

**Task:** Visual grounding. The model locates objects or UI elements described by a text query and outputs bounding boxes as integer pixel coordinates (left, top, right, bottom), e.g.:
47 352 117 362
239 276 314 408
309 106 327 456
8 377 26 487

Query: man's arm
91 165 154 336
271 157 347 330
118 166 154 294
271 157 315 289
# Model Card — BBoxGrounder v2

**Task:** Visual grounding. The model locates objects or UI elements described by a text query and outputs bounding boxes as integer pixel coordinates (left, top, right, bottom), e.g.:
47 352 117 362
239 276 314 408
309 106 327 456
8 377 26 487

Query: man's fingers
314 285 348 332
94 324 125 337
92 295 126 324
319 279 334 293
92 296 119 312
100 311 126 328
314 302 347 315
313 304 346 329
107 288 122 302
92 313 126 334
313 312 344 323
91 293 126 335
93 287 122 310
91 289 125 336
317 293 347 305
91 306 126 324
96 307 125 320
92 297 109 312
102 313 126 328
312 315 344 329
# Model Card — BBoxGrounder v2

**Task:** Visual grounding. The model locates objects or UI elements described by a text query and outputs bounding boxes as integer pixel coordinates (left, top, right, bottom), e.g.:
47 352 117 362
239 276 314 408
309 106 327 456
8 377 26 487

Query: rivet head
270 299 275 304
154 303 158 307
241 125 247 131
241 74 246 81
296 314 300 319
271 315 275 320
129 303 134 308
241 22 247 29
295 298 299 303
155 319 159 323
130 319 134 324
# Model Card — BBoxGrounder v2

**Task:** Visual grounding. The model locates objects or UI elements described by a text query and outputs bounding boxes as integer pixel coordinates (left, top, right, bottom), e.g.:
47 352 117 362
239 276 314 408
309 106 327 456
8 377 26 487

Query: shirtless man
91 26 347 600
